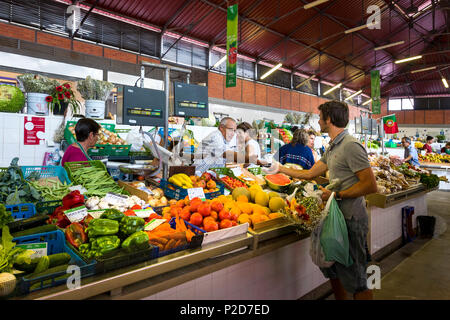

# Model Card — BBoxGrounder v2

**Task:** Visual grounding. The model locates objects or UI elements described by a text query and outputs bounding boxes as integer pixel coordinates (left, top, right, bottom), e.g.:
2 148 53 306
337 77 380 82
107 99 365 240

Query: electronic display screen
173 82 209 118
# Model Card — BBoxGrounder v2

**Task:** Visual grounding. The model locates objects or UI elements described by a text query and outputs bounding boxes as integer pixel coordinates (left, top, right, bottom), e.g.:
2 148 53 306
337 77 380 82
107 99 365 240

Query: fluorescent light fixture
212 55 226 69
260 63 282 80
411 66 436 74
374 41 405 51
323 82 342 95
362 99 372 106
303 0 329 9
344 90 363 101
443 78 449 88
296 74 315 88
395 55 422 64
345 24 370 34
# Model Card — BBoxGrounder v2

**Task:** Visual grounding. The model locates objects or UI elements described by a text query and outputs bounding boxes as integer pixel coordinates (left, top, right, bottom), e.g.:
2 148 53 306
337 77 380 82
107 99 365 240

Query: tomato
219 209 231 221
124 210 136 216
189 198 202 212
219 219 233 229
211 200 223 213
189 213 203 226
198 203 211 217
203 221 219 232
180 206 191 221
170 206 182 217
210 210 218 221
131 205 142 210
231 221 238 227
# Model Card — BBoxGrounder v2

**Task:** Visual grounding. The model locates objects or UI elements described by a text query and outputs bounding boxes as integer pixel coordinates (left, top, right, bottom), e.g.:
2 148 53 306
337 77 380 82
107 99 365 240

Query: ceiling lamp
260 63 282 80
410 66 436 74
303 0 329 9
212 55 227 69
345 24 369 34
395 55 422 64
443 78 449 89
344 90 362 101
362 99 372 106
323 82 342 95
296 74 315 88
374 41 405 51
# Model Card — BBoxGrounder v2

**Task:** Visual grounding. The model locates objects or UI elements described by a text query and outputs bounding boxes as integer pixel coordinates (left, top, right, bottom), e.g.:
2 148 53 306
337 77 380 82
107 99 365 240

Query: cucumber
33 256 50 274
26 264 70 281
14 257 41 273
48 253 71 268
11 224 57 238
29 273 70 292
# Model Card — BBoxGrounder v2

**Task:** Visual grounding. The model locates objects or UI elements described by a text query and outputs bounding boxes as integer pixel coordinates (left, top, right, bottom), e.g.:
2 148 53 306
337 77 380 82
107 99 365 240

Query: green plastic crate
64 120 116 144
63 160 107 183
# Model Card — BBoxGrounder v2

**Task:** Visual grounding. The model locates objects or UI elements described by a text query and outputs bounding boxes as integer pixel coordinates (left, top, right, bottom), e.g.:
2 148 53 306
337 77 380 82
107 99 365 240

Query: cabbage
201 114 216 127
0 85 25 113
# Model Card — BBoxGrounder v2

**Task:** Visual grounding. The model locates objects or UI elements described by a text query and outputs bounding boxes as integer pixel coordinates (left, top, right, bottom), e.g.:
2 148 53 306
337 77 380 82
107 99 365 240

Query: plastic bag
126 129 145 152
310 215 334 268
320 193 353 267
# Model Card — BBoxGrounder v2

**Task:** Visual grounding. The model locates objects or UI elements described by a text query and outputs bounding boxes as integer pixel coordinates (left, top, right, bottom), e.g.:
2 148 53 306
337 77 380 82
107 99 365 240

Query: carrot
185 229 195 242
178 218 188 232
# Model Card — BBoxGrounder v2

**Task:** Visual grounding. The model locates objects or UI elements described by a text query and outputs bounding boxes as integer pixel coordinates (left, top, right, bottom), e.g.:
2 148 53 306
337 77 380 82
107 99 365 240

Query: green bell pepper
100 208 125 222
90 235 121 256
121 231 150 253
119 216 145 237
86 218 119 237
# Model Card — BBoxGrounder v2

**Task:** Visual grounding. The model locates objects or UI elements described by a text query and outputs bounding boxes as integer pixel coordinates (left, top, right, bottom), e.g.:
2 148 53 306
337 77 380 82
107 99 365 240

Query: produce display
27 178 72 201
168 172 220 193
85 194 147 211
0 158 41 205
264 173 292 192
67 125 127 146
68 165 126 197
419 153 450 163
220 175 248 190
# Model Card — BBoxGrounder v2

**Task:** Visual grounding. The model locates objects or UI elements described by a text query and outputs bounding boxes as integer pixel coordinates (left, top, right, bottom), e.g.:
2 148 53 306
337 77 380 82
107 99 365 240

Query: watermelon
264 173 292 192
0 84 25 113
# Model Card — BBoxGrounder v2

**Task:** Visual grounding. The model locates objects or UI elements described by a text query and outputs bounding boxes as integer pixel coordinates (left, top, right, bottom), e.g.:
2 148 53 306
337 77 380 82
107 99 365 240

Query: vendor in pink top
422 136 434 154
61 118 101 166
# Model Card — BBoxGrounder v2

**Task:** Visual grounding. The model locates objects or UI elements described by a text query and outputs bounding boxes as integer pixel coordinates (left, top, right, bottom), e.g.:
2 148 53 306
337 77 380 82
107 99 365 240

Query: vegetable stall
0 154 441 300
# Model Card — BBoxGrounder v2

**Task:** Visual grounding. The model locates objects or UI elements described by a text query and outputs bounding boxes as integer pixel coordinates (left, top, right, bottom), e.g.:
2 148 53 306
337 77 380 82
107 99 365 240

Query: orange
169 199 178 206
176 199 185 208
237 213 250 224
236 195 249 203
269 212 284 219
237 202 253 215
229 207 241 220
223 201 236 212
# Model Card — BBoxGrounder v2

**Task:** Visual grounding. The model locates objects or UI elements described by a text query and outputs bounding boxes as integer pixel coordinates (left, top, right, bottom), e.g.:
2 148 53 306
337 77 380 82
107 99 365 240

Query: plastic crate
13 230 96 295
210 167 249 191
4 203 49 234
21 166 71 184
159 179 225 200
6 203 36 220
155 218 204 257
88 144 131 157
35 199 62 216
68 242 158 274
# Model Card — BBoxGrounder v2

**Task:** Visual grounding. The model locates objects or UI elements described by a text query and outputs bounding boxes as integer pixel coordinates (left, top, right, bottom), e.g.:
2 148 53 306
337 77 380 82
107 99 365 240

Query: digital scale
116 85 166 127
173 82 209 118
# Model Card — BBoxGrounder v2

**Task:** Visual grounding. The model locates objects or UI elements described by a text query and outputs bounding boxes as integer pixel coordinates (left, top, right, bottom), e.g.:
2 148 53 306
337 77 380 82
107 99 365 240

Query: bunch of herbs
76 76 114 101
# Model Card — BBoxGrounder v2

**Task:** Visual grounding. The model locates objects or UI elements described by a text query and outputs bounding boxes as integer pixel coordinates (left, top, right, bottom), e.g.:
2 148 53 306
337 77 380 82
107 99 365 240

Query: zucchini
26 264 70 281
14 257 41 273
33 256 50 274
11 224 57 238
48 253 71 268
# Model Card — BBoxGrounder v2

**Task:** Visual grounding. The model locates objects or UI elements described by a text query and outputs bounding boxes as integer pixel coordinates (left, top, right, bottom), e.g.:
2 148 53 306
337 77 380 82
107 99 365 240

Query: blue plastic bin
13 230 96 294
6 203 37 221
159 179 225 200
21 166 71 184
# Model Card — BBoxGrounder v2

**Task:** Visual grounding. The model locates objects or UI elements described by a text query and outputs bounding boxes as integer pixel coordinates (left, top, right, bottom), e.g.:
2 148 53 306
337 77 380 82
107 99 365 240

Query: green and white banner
371 70 381 114
226 4 238 88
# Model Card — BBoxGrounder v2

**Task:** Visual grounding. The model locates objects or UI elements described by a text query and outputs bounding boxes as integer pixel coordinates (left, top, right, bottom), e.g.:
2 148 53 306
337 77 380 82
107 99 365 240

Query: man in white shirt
193 117 237 175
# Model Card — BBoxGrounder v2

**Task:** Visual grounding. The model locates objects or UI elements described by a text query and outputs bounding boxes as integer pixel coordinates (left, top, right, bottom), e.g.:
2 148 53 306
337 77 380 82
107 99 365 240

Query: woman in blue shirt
274 128 315 169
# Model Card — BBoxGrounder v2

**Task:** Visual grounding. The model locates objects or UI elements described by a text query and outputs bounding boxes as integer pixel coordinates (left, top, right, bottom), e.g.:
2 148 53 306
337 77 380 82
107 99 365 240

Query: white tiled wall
369 195 427 255
141 237 328 300
0 113 64 167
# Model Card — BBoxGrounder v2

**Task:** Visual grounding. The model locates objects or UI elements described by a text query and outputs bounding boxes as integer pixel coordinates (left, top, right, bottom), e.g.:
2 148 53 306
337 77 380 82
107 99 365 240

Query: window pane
388 99 401 110
177 40 192 66
210 50 226 73
402 98 414 110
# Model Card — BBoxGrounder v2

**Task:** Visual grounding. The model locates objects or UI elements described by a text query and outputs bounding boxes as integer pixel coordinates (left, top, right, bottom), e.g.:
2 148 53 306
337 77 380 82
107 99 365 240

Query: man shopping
267 100 378 300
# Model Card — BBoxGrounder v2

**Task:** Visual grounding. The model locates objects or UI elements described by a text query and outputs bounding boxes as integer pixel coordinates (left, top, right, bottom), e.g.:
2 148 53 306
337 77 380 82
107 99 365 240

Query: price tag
231 167 243 177
134 208 155 219
104 192 128 205
64 205 88 223
242 177 255 181
87 210 106 219
16 243 47 259
144 218 167 231
188 187 206 201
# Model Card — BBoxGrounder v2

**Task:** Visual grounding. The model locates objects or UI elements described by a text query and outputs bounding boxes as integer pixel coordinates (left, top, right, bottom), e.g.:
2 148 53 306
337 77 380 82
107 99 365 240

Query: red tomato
204 221 219 232
198 203 211 217
189 213 203 226
131 205 142 210
219 209 231 221
180 206 191 221
189 198 202 212
219 219 233 229
210 200 224 213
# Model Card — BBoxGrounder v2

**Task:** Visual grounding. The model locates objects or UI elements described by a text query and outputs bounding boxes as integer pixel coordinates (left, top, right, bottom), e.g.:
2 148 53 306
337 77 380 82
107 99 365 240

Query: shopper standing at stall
401 137 421 167
273 128 315 169
269 100 377 300
193 117 237 175
422 136 434 154
61 118 101 166
232 121 267 165
307 129 321 162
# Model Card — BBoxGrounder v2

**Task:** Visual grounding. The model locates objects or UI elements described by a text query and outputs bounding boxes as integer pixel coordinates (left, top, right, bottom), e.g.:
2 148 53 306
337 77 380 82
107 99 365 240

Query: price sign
87 210 106 219
16 243 47 259
144 218 167 231
64 205 88 223
134 208 155 219
231 167 243 177
187 187 206 201
104 192 128 205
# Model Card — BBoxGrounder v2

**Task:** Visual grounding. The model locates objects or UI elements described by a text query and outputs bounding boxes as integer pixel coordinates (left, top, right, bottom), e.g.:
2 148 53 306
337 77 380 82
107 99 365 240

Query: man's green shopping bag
320 193 353 267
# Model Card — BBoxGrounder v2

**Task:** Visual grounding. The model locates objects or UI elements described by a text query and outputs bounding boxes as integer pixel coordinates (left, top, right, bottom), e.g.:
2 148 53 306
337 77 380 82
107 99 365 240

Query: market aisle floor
373 190 450 300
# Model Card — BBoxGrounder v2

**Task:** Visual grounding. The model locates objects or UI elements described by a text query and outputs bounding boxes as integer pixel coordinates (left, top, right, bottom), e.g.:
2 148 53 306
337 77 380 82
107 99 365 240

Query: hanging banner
371 70 381 114
226 4 238 88
383 114 399 134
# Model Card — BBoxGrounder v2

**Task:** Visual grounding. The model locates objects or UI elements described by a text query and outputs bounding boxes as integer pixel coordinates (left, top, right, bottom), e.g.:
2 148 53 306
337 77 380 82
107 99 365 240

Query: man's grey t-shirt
320 130 371 220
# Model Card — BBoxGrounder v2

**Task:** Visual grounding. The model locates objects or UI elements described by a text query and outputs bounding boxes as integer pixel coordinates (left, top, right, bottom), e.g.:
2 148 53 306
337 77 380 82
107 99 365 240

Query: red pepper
65 222 87 248
62 190 85 209
145 212 160 222
47 205 71 228
131 205 142 210
124 209 136 216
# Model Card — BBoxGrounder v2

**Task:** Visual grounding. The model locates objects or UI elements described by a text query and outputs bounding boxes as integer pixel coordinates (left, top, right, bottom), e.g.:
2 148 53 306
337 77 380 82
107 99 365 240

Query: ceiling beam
162 0 194 33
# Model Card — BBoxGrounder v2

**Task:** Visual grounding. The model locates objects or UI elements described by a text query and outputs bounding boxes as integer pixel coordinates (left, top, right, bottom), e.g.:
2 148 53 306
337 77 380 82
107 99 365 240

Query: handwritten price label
187 187 206 201
64 205 88 223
